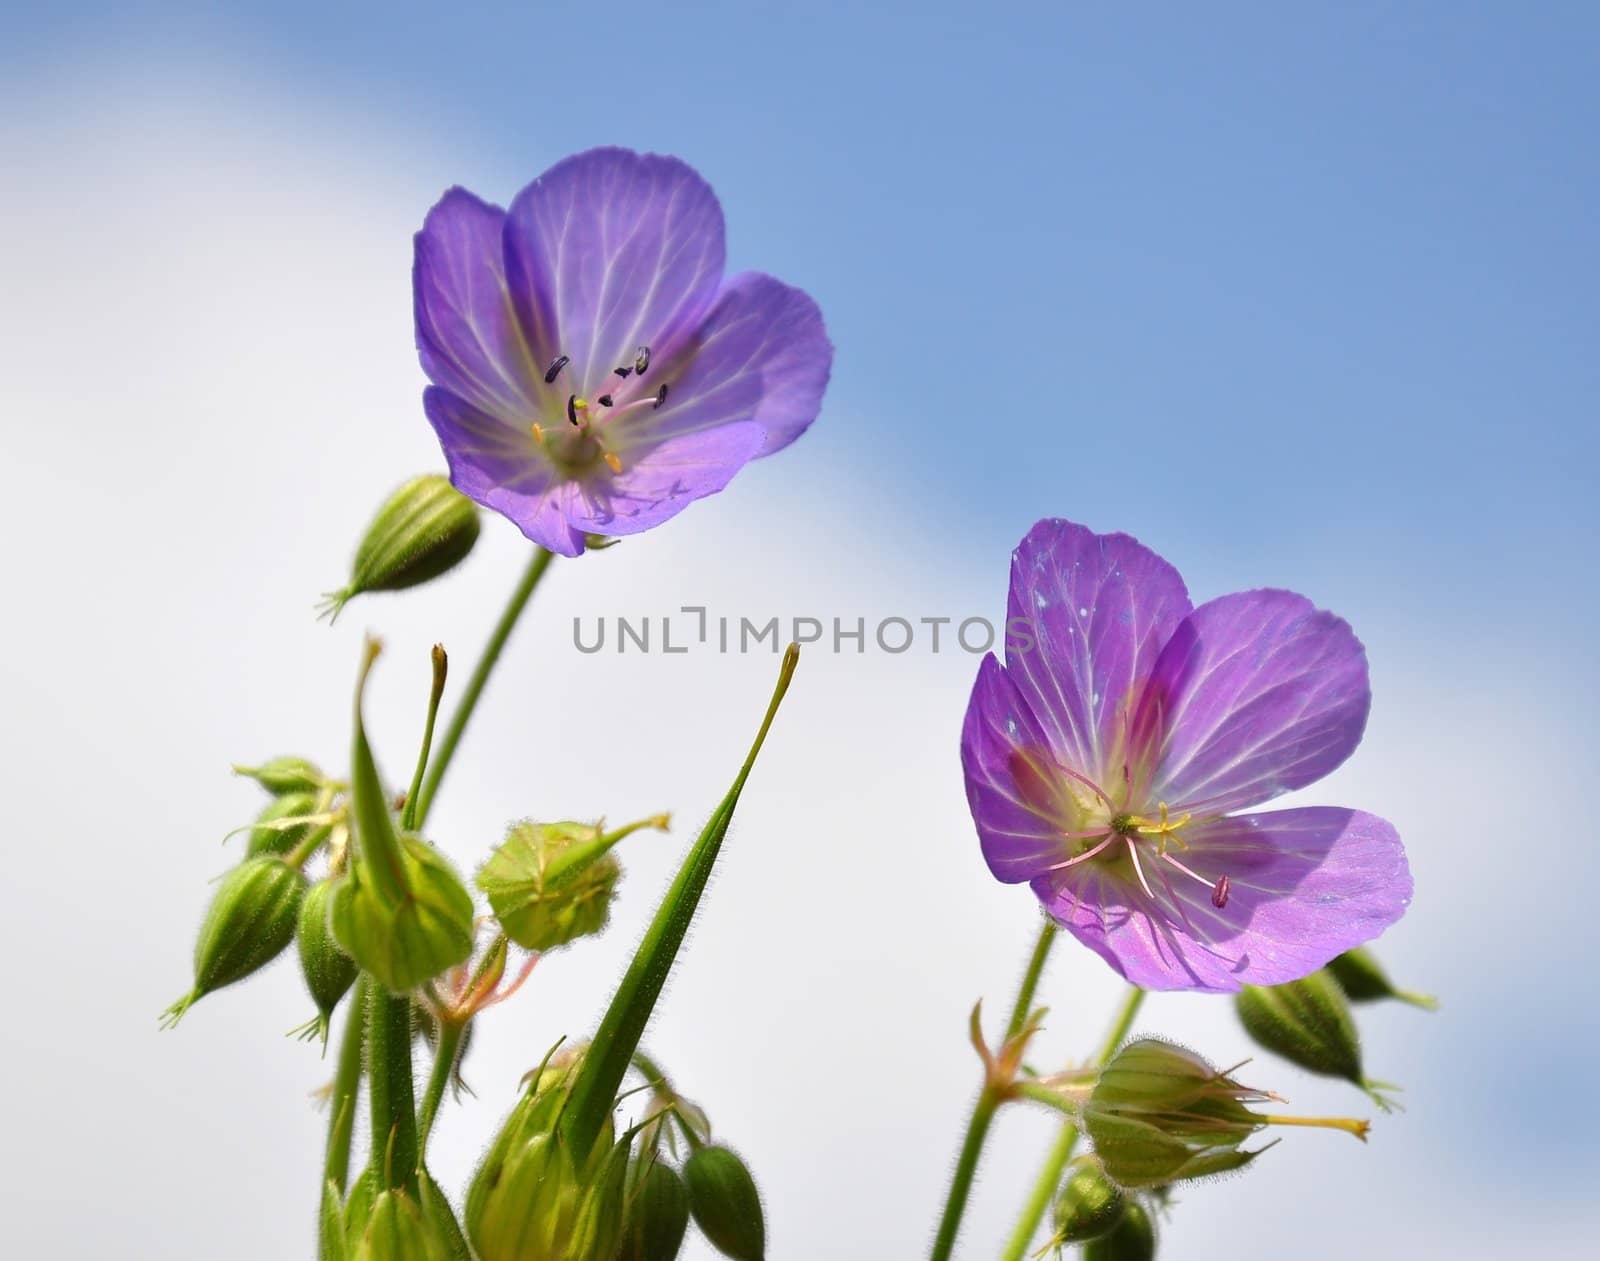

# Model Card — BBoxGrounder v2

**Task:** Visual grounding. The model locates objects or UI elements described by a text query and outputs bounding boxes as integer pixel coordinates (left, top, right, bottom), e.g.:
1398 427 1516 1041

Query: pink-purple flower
414 147 832 557
961 520 1411 992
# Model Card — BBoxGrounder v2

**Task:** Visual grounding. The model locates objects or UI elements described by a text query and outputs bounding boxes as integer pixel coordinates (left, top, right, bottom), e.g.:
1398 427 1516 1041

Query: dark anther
544 354 569 384
653 383 669 410
566 393 580 425
635 345 652 375
1211 875 1231 909
613 366 633 379
597 395 614 408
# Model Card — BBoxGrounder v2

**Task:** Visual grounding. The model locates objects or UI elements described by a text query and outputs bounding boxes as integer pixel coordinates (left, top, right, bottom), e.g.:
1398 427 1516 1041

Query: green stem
929 919 1058 1261
414 547 553 829
561 645 800 1160
403 644 450 833
322 976 368 1195
368 986 419 1194
417 1019 466 1158
998 986 1145 1261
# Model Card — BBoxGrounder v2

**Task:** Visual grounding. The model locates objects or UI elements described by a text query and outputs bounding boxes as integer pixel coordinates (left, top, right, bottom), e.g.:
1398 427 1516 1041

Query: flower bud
234 756 326 796
330 833 475 993
247 790 324 858
478 816 668 953
351 1188 455 1261
295 879 359 1044
1082 1038 1367 1189
1052 1163 1126 1245
320 1179 348 1261
1326 947 1438 1010
160 856 307 1027
1083 1198 1156 1261
1235 971 1397 1107
684 1145 766 1261
320 474 480 621
619 1158 691 1261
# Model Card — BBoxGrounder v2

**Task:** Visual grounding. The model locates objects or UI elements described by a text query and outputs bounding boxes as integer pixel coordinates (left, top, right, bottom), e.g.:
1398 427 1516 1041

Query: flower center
530 346 672 476
1048 784 1231 910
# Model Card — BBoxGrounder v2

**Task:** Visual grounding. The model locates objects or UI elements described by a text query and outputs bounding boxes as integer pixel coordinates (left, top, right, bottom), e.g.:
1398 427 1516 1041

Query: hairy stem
322 977 369 1196
368 986 419 1194
417 1018 466 1158
998 986 1145 1261
414 547 554 828
929 919 1058 1261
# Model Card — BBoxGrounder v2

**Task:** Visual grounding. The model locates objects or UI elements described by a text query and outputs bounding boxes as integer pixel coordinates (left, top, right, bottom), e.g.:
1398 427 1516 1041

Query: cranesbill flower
414 147 832 557
961 520 1411 991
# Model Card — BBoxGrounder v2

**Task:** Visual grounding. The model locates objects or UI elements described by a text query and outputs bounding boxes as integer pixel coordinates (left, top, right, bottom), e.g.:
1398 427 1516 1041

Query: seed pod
1053 1163 1127 1245
1235 971 1396 1106
330 835 475 993
234 756 325 795
296 880 359 1043
1083 1198 1157 1261
320 475 480 621
619 1159 691 1261
247 790 323 858
1326 947 1438 1010
160 856 306 1027
684 1145 765 1261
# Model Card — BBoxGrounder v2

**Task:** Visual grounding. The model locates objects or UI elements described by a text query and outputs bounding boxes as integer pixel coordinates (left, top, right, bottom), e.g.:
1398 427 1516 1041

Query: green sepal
352 1188 454 1261
296 880 359 1042
247 791 323 858
619 1158 691 1261
1327 946 1439 1010
684 1145 766 1261
1235 970 1396 1106
319 1179 348 1261
1052 1163 1126 1245
235 756 326 796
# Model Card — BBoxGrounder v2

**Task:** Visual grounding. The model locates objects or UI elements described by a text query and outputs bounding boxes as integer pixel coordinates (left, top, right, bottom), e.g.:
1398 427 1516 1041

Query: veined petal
504 148 725 399
1031 807 1409 991
1005 521 1191 787
1142 590 1370 814
628 272 833 457
961 654 1077 883
414 188 544 424
423 388 585 556
563 422 765 538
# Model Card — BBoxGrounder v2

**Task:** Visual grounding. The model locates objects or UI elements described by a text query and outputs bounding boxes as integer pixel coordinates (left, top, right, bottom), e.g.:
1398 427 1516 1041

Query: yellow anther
1127 801 1191 854
531 422 545 445
603 452 623 475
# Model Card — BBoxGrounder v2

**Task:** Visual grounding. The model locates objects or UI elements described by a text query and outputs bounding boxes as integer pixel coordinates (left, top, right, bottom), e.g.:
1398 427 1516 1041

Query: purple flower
961 520 1411 992
413 148 832 557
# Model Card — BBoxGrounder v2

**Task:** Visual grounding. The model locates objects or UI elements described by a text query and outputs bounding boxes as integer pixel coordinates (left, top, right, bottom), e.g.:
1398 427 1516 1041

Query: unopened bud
294 879 359 1044
1326 947 1438 1010
1084 1038 1367 1190
319 474 480 622
1083 1197 1157 1261
248 790 324 858
234 756 325 795
330 833 475 993
1052 1163 1126 1245
351 1188 454 1261
1235 971 1397 1108
619 1158 691 1261
478 816 668 952
684 1145 765 1261
160 856 307 1027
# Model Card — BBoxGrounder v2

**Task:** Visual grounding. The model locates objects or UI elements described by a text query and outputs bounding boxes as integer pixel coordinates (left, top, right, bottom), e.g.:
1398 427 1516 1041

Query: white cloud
1 64 1590 1258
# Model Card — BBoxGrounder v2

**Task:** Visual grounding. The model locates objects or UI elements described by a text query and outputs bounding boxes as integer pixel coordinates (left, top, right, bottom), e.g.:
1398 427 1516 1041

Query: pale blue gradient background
2 2 1596 1257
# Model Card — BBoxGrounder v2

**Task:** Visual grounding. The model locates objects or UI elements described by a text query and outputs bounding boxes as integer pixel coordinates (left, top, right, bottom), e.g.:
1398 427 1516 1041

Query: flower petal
413 188 544 424
1032 807 1410 991
423 387 585 556
629 272 833 458
961 654 1079 883
504 148 725 398
561 422 765 539
1142 590 1370 814
1004 521 1191 787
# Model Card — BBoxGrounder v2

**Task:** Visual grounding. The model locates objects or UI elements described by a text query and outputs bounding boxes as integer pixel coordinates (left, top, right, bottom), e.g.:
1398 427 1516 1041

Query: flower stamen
603 452 623 475
543 354 570 384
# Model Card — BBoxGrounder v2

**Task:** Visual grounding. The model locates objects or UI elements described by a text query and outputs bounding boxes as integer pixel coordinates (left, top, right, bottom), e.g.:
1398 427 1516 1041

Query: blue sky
4 3 1596 1256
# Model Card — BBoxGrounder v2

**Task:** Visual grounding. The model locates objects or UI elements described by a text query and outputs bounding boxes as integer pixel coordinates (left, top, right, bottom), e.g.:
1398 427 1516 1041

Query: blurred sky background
2 1 1596 1257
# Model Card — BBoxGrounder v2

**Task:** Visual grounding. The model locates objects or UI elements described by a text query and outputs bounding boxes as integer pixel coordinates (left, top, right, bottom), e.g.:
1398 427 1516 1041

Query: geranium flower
414 147 832 556
961 519 1411 991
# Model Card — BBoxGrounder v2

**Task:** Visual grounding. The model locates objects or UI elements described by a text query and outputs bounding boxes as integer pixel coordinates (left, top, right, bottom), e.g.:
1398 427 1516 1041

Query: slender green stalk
402 644 449 833
368 986 419 1194
322 977 369 1195
929 920 1058 1261
414 547 553 828
998 986 1146 1261
562 645 800 1160
417 1019 466 1157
